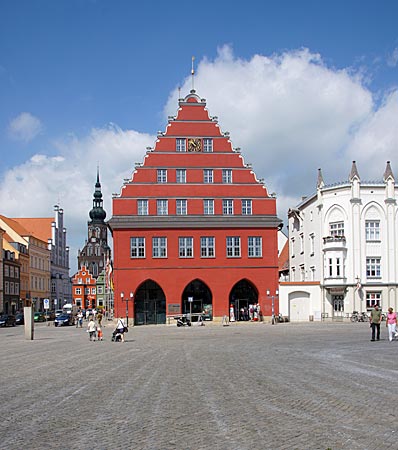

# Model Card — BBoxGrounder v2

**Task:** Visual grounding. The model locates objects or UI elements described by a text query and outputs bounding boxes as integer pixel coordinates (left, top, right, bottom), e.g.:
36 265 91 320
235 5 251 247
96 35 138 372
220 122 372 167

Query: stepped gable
114 89 276 218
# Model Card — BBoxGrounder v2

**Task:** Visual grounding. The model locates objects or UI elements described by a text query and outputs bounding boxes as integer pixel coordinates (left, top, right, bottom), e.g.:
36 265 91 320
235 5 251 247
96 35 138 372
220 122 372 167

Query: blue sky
1 0 398 272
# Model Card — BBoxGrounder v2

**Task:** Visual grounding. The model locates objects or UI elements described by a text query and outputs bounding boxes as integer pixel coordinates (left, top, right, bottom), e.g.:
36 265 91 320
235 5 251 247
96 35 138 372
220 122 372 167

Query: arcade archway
134 280 166 325
182 279 213 321
229 279 259 321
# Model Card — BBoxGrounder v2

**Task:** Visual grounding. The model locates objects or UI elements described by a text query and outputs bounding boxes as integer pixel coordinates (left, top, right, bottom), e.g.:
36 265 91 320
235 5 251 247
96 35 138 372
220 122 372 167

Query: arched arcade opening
134 280 166 325
182 279 213 321
229 279 259 321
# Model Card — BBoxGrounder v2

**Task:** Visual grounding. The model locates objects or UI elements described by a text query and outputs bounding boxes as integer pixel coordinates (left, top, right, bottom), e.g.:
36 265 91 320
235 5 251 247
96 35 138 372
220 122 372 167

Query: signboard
168 304 180 314
188 297 193 303
43 298 50 310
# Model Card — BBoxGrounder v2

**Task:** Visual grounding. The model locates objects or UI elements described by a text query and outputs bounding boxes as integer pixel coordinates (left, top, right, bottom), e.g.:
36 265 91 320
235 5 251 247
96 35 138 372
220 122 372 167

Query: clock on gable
188 138 202 152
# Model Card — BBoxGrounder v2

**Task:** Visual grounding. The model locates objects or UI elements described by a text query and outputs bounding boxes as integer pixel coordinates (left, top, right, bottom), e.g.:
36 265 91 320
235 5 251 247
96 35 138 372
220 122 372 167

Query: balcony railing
323 235 347 251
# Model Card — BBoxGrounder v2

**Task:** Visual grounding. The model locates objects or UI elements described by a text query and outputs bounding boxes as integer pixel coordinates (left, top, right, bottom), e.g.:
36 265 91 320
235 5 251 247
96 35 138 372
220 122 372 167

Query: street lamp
266 289 279 325
120 291 133 327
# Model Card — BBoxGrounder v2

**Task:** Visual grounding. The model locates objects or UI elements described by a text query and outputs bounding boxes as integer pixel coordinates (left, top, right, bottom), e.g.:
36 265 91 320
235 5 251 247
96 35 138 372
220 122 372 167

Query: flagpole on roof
191 56 195 91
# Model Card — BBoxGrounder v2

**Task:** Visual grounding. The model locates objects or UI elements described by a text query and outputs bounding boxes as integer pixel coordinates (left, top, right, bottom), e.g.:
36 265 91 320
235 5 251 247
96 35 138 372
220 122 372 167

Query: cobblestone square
1 321 397 450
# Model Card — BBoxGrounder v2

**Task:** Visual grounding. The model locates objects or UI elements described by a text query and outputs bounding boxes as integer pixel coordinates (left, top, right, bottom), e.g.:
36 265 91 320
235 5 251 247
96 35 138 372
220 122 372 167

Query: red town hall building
109 90 281 325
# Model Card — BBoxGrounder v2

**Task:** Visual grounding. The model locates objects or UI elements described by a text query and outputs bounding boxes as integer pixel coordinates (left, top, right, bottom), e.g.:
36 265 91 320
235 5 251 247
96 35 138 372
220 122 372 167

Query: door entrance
229 280 258 321
182 279 212 321
134 280 166 325
333 295 344 318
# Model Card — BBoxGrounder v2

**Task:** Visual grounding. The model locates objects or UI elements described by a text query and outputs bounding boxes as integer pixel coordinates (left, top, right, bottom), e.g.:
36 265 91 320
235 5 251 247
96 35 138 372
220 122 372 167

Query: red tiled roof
278 240 289 271
10 217 53 242
0 215 32 237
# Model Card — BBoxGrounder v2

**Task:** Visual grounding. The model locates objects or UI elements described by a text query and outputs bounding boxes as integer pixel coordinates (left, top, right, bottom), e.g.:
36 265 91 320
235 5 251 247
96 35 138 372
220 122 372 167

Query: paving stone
0 321 397 449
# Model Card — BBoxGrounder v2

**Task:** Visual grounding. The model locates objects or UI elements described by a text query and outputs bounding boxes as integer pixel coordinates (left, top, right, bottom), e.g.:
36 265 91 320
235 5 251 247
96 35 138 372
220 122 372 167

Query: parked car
44 310 56 321
15 313 24 325
34 312 46 322
55 314 75 327
0 314 16 327
55 309 63 318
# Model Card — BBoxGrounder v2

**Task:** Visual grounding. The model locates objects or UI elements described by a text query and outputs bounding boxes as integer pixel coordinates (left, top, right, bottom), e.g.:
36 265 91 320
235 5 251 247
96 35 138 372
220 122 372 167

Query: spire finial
349 160 360 182
191 56 195 91
317 168 325 189
383 160 395 182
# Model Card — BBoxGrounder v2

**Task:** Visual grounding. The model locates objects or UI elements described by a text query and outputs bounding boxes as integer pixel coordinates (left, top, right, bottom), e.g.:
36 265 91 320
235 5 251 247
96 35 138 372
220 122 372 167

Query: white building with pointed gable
279 161 398 321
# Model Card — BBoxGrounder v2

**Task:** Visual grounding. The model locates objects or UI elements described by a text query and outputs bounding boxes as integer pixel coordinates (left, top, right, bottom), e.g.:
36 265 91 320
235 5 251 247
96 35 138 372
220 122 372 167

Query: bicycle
350 311 369 322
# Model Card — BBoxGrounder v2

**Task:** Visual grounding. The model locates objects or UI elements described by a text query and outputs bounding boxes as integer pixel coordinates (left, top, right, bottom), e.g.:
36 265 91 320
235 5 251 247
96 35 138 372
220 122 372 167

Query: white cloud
387 47 398 67
346 90 398 172
1 46 397 271
165 45 396 207
0 124 155 273
8 112 43 142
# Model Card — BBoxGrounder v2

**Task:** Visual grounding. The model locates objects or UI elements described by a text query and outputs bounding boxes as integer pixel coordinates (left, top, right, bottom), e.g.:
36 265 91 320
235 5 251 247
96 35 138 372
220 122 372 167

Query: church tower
78 169 110 277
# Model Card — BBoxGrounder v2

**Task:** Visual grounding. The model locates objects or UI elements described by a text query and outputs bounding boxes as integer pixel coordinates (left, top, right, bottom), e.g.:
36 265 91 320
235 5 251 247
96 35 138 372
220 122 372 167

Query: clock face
188 138 201 152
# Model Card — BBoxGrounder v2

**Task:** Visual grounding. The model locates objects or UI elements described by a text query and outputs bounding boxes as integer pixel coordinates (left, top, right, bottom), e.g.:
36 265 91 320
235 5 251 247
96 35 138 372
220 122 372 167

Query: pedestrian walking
77 310 84 328
96 310 103 327
97 326 103 341
87 318 96 341
116 317 126 342
386 307 397 342
370 304 382 341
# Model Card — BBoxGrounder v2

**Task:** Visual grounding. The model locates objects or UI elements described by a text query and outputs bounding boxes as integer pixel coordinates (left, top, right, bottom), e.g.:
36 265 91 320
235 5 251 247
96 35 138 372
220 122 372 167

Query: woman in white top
87 319 96 341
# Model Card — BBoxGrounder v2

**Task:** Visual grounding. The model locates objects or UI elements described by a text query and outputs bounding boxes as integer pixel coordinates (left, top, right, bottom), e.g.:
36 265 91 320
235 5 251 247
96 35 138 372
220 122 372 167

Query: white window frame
131 237 146 258
75 287 81 295
222 169 232 183
179 237 193 258
204 199 214 215
309 233 315 255
366 257 381 278
365 221 380 241
200 237 215 258
176 138 186 152
176 169 186 183
328 258 333 277
366 291 381 310
152 237 167 258
203 138 213 152
223 199 234 215
176 199 187 215
300 265 305 281
226 236 241 257
157 169 167 183
157 199 168 215
248 237 262 257
330 221 344 237
203 169 213 183
137 199 148 216
241 199 252 215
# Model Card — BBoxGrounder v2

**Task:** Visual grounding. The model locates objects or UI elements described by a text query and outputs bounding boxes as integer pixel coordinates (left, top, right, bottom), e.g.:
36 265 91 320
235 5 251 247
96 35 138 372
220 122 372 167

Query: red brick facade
109 90 281 324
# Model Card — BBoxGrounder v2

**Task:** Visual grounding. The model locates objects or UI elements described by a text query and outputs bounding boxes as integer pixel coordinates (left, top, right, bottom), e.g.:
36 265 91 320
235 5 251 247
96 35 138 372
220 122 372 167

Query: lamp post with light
266 289 279 324
120 291 134 327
